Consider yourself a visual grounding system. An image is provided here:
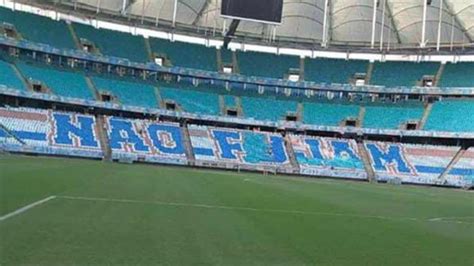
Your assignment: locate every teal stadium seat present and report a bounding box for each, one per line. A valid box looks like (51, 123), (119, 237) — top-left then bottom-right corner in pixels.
(0, 59), (27, 91)
(364, 104), (424, 129)
(223, 95), (237, 108)
(242, 97), (297, 121)
(92, 77), (158, 108)
(220, 49), (233, 65)
(237, 51), (299, 79)
(371, 61), (439, 87)
(303, 102), (359, 126)
(438, 63), (474, 87)
(305, 58), (368, 84)
(0, 7), (76, 49)
(150, 38), (217, 71)
(425, 100), (474, 132)
(16, 62), (94, 100)
(159, 87), (220, 115)
(73, 23), (148, 63)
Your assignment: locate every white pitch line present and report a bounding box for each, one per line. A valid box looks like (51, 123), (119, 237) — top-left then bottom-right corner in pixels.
(57, 195), (474, 225)
(0, 195), (56, 222)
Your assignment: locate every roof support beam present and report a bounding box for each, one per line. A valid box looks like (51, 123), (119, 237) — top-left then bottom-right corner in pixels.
(421, 0), (428, 47)
(172, 0), (178, 28)
(379, 0), (386, 50)
(436, 0), (443, 51)
(95, 0), (101, 14)
(371, 0), (377, 48)
(322, 0), (329, 47)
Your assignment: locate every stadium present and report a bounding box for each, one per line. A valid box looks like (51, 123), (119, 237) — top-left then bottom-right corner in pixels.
(0, 0), (473, 265)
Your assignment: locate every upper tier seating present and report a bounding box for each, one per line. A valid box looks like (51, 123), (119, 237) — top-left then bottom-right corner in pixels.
(242, 96), (297, 121)
(438, 62), (474, 87)
(425, 99), (474, 132)
(0, 7), (76, 50)
(73, 23), (148, 63)
(0, 59), (27, 91)
(237, 51), (299, 79)
(16, 62), (94, 100)
(159, 87), (220, 115)
(150, 38), (217, 71)
(304, 58), (368, 84)
(92, 77), (158, 108)
(303, 102), (359, 126)
(364, 104), (424, 129)
(371, 61), (439, 87)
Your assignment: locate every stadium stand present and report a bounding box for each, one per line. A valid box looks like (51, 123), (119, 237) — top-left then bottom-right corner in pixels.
(371, 61), (439, 87)
(0, 106), (472, 187)
(237, 51), (299, 79)
(446, 148), (474, 187)
(290, 135), (367, 179)
(73, 23), (149, 63)
(363, 104), (424, 129)
(424, 99), (474, 132)
(16, 61), (95, 100)
(302, 101), (359, 126)
(223, 95), (238, 108)
(241, 96), (297, 121)
(0, 107), (103, 158)
(0, 7), (76, 50)
(149, 38), (217, 71)
(364, 141), (468, 186)
(159, 87), (220, 115)
(92, 76), (158, 108)
(105, 116), (187, 165)
(188, 124), (290, 167)
(438, 62), (474, 87)
(0, 59), (27, 91)
(304, 58), (368, 84)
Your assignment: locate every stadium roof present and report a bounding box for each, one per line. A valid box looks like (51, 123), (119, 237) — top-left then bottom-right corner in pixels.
(34, 0), (474, 49)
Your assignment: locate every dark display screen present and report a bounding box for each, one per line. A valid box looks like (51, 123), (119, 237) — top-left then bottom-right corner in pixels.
(221, 0), (283, 24)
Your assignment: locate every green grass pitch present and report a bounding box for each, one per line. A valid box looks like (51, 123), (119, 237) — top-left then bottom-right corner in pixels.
(1, 154), (473, 265)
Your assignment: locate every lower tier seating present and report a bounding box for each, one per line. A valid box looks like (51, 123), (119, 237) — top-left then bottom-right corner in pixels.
(159, 87), (220, 115)
(0, 107), (103, 158)
(1, 107), (472, 187)
(241, 96), (297, 121)
(92, 76), (158, 108)
(365, 142), (465, 186)
(290, 135), (367, 179)
(16, 62), (94, 100)
(303, 102), (359, 126)
(188, 124), (290, 167)
(0, 60), (27, 91)
(364, 104), (424, 129)
(425, 100), (474, 132)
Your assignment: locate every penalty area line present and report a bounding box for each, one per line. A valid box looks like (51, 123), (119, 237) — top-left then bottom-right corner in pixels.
(0, 195), (56, 222)
(57, 195), (473, 225)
